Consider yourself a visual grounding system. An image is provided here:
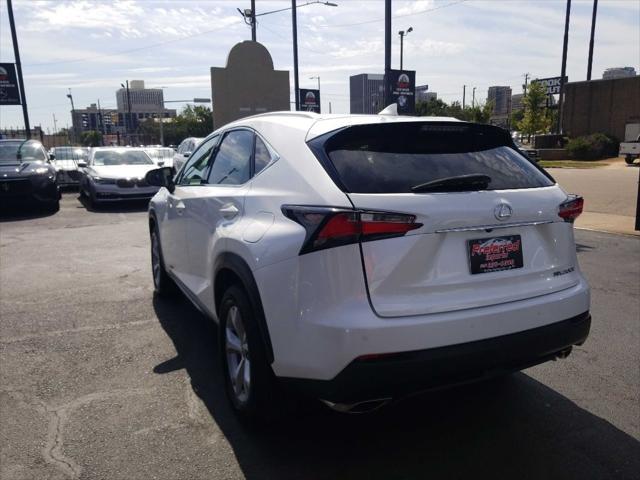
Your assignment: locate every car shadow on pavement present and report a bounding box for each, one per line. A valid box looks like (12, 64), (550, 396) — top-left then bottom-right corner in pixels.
(76, 194), (149, 213)
(0, 204), (58, 222)
(152, 294), (640, 480)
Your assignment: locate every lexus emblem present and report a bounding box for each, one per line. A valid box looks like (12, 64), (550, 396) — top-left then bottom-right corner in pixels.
(494, 203), (513, 221)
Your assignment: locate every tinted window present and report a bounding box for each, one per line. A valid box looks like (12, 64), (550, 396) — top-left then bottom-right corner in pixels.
(179, 136), (219, 185)
(318, 123), (553, 193)
(207, 130), (253, 185)
(254, 135), (277, 175)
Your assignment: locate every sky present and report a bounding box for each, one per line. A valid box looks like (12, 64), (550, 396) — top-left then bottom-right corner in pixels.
(0, 0), (638, 132)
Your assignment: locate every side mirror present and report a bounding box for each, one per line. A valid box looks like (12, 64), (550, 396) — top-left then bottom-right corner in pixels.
(183, 152), (191, 158)
(77, 160), (88, 168)
(145, 167), (176, 193)
(157, 160), (165, 166)
(49, 153), (55, 160)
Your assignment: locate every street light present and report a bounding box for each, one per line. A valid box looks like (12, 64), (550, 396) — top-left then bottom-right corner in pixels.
(237, 1), (338, 111)
(398, 27), (412, 71)
(66, 88), (75, 144)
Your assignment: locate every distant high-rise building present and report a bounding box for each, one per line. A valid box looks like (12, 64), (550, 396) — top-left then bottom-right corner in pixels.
(511, 93), (524, 112)
(116, 80), (165, 113)
(350, 74), (385, 114)
(416, 85), (436, 103)
(602, 67), (636, 80)
(487, 86), (512, 128)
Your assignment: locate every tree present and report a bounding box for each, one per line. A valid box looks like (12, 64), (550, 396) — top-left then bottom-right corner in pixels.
(517, 81), (551, 137)
(140, 105), (214, 146)
(416, 98), (449, 117)
(80, 130), (102, 147)
(416, 98), (492, 124)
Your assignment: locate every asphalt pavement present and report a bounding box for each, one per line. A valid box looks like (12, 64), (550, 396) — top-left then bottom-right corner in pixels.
(0, 193), (639, 480)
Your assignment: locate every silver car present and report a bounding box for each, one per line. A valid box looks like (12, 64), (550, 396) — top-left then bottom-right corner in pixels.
(173, 137), (204, 173)
(78, 147), (160, 206)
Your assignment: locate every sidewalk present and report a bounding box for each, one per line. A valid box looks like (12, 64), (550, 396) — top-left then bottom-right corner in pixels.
(548, 161), (639, 236)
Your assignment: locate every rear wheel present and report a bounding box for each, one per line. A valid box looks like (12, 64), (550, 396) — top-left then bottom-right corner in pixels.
(220, 285), (281, 424)
(150, 227), (177, 296)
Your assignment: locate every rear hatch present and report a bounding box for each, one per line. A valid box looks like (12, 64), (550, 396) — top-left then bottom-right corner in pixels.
(309, 121), (581, 317)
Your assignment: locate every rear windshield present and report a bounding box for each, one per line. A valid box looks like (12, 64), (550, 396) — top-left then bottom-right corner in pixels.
(315, 123), (553, 193)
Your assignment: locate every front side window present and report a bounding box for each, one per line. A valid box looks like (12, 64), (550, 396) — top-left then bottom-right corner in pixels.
(207, 130), (253, 185)
(179, 135), (219, 185)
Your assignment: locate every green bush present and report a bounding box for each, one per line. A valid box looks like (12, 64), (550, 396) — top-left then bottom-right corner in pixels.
(566, 133), (619, 160)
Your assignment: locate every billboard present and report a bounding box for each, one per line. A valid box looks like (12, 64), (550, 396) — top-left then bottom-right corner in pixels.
(533, 76), (568, 96)
(299, 88), (320, 113)
(0, 63), (21, 106)
(386, 69), (416, 115)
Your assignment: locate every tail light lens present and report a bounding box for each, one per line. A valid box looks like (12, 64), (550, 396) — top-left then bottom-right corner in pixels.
(558, 195), (584, 223)
(282, 205), (422, 254)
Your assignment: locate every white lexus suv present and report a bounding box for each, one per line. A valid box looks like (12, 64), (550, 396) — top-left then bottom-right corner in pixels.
(146, 111), (590, 421)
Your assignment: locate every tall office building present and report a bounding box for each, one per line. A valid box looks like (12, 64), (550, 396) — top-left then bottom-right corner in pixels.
(350, 74), (385, 114)
(487, 86), (512, 128)
(602, 67), (637, 80)
(116, 80), (165, 113)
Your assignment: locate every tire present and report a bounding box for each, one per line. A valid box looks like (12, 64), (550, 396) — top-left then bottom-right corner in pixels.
(219, 285), (281, 425)
(44, 199), (60, 213)
(625, 155), (636, 165)
(150, 226), (177, 296)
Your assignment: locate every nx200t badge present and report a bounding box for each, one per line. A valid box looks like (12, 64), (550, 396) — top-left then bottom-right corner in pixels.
(494, 203), (513, 221)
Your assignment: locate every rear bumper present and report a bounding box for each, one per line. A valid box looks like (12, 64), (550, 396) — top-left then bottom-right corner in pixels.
(281, 311), (591, 403)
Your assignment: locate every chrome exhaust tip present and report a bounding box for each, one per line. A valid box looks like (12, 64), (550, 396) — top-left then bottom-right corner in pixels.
(320, 397), (392, 414)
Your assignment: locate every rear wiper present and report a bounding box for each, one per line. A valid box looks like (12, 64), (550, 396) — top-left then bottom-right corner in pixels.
(411, 174), (491, 193)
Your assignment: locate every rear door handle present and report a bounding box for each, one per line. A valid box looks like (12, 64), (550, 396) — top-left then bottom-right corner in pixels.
(220, 203), (239, 219)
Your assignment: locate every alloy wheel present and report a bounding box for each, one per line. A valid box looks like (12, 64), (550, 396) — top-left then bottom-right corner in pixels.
(225, 305), (251, 404)
(151, 232), (161, 288)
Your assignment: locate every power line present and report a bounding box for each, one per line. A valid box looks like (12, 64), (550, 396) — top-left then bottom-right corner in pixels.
(309, 0), (468, 29)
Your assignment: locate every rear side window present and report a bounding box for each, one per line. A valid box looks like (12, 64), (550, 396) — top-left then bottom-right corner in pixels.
(313, 123), (553, 193)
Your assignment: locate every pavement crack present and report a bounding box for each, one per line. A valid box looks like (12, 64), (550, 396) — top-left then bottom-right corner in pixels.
(2, 388), (154, 479)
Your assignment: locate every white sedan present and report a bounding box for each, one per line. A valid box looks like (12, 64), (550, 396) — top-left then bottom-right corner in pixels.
(78, 147), (160, 206)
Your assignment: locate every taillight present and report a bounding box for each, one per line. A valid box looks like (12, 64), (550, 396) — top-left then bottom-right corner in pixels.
(282, 205), (422, 254)
(558, 195), (584, 223)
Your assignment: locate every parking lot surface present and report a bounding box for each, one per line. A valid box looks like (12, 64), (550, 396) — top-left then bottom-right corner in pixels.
(1, 193), (639, 480)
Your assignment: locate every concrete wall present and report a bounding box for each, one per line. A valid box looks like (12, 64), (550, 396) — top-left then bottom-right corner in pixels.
(211, 41), (290, 129)
(562, 76), (640, 141)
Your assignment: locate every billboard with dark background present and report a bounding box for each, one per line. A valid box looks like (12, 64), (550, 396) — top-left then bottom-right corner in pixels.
(386, 69), (415, 115)
(0, 63), (21, 106)
(299, 88), (320, 113)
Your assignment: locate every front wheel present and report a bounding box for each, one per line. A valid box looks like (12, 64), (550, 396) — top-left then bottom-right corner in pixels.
(219, 285), (281, 425)
(625, 155), (636, 165)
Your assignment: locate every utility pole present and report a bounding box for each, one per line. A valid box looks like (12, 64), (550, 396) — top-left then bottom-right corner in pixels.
(398, 28), (412, 71)
(329, 101), (332, 114)
(523, 72), (530, 95)
(97, 99), (104, 145)
(250, 0), (256, 41)
(66, 89), (76, 144)
(52, 113), (57, 135)
(472, 87), (476, 108)
(292, 0), (300, 110)
(558, 0), (571, 134)
(7, 0), (31, 139)
(384, 0), (391, 107)
(587, 0), (598, 81)
(462, 85), (466, 109)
